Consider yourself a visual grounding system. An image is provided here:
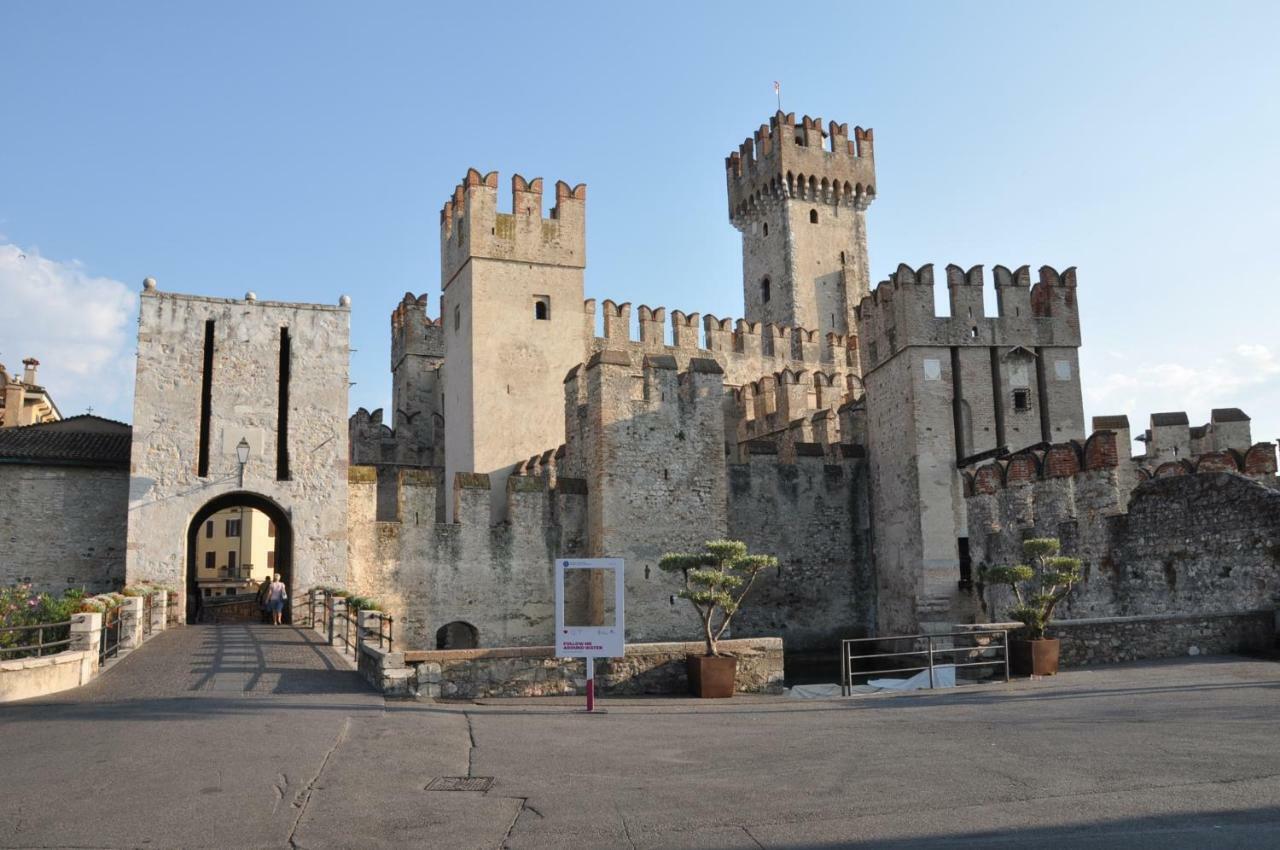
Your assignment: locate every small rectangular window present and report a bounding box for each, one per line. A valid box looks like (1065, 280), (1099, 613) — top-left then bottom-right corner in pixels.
(267, 520), (276, 538)
(205, 521), (214, 539)
(204, 551), (215, 570)
(228, 551), (237, 571)
(267, 551), (276, 570)
(225, 519), (241, 537)
(533, 295), (551, 321)
(1012, 388), (1030, 411)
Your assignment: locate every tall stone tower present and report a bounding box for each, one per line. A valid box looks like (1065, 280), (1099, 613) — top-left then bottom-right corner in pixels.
(726, 112), (876, 337)
(439, 169), (587, 518)
(389, 293), (444, 467)
(856, 263), (1084, 634)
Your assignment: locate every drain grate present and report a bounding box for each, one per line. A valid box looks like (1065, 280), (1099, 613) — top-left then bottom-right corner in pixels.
(426, 776), (493, 792)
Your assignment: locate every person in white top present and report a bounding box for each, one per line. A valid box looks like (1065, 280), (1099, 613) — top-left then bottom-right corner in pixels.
(267, 574), (288, 625)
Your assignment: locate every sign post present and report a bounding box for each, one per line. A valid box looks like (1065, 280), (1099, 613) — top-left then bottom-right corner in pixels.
(554, 558), (625, 713)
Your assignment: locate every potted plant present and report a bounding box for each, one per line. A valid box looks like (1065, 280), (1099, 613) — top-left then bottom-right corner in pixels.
(658, 539), (777, 698)
(980, 537), (1081, 676)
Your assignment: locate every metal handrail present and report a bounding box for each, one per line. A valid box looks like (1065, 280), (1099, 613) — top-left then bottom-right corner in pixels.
(100, 606), (122, 664)
(840, 629), (1010, 696)
(0, 620), (73, 658)
(360, 611), (394, 652)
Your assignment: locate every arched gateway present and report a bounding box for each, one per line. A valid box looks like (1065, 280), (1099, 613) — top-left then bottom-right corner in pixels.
(124, 284), (351, 620)
(186, 492), (293, 623)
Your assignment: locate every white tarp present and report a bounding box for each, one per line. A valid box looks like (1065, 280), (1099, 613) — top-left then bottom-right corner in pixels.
(784, 665), (957, 699)
(868, 664), (955, 691)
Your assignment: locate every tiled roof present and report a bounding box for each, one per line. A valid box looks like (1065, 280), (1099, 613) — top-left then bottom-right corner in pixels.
(0, 416), (131, 468)
(1211, 408), (1250, 423)
(1150, 412), (1190, 426)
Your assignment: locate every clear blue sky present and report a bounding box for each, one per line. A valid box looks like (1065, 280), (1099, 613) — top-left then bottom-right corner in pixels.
(2, 1), (1277, 448)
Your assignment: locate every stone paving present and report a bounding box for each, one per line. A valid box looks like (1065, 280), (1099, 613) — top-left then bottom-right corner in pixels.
(2, 628), (1280, 848)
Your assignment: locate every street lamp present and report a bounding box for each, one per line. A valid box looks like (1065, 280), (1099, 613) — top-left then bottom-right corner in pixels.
(236, 437), (250, 487)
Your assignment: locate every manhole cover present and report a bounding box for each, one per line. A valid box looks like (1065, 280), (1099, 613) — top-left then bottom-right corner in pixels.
(426, 776), (493, 792)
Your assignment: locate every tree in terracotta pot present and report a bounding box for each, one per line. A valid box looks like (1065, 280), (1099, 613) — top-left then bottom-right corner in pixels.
(658, 539), (777, 698)
(980, 537), (1081, 676)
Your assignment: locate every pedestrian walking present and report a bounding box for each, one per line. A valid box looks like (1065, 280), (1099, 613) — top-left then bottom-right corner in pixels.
(268, 574), (288, 625)
(256, 575), (272, 623)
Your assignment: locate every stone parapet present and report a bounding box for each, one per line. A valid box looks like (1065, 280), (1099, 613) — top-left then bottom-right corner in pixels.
(1052, 610), (1273, 668)
(394, 637), (785, 699)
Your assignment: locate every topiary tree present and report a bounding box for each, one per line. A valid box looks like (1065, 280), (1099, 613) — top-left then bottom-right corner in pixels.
(658, 539), (777, 657)
(980, 537), (1082, 640)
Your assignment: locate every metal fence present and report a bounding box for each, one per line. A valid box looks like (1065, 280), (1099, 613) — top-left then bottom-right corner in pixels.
(0, 620), (73, 660)
(840, 629), (1010, 696)
(333, 602), (356, 655)
(100, 605), (122, 665)
(361, 611), (394, 652)
(290, 593), (314, 628)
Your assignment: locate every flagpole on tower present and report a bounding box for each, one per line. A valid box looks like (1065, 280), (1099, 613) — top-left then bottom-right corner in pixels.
(774, 80), (781, 111)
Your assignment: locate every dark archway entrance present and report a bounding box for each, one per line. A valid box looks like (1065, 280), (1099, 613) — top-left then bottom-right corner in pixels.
(186, 492), (293, 624)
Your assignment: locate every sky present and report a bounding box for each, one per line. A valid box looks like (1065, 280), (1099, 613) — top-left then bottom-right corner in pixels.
(1, 1), (1277, 450)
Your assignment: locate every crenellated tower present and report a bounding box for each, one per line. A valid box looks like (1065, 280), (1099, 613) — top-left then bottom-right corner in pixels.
(726, 112), (876, 338)
(439, 169), (587, 519)
(855, 263), (1084, 635)
(389, 292), (445, 466)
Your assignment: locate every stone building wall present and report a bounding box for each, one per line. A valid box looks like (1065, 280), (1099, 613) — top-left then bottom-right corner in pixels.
(0, 465), (127, 595)
(126, 285), (351, 610)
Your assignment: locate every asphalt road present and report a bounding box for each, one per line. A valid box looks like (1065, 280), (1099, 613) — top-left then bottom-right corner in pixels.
(2, 625), (1279, 849)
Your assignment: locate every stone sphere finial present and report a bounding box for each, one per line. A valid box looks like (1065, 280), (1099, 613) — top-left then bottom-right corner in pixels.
(142, 277), (157, 291)
(339, 294), (351, 307)
(245, 291), (257, 303)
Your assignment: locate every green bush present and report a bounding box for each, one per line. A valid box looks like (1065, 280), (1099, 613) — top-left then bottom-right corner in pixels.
(658, 539), (778, 657)
(0, 585), (89, 658)
(979, 538), (1082, 640)
(346, 595), (383, 613)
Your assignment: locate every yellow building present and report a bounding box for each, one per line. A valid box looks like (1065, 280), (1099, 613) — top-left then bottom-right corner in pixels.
(1, 359), (60, 427)
(193, 506), (277, 598)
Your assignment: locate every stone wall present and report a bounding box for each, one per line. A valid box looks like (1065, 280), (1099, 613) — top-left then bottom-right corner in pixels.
(968, 443), (1280, 624)
(1053, 610), (1273, 667)
(728, 449), (872, 649)
(346, 466), (587, 652)
(0, 465), (127, 594)
(393, 637), (784, 699)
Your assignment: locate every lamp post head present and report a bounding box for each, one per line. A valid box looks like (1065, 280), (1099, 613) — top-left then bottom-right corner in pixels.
(236, 437), (251, 466)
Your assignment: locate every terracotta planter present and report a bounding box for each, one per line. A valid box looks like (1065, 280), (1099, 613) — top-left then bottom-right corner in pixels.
(1010, 638), (1060, 676)
(687, 654), (737, 698)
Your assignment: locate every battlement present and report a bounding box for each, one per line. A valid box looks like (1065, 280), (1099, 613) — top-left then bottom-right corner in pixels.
(583, 297), (858, 385)
(855, 263), (1081, 372)
(390, 291), (444, 368)
(965, 428), (1277, 499)
(726, 111), (876, 227)
(440, 168), (586, 287)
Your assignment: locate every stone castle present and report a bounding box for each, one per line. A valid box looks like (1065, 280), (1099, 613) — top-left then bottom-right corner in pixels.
(3, 110), (1276, 662)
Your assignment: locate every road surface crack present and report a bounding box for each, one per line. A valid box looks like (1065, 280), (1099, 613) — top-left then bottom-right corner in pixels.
(287, 717), (351, 849)
(465, 710), (478, 777)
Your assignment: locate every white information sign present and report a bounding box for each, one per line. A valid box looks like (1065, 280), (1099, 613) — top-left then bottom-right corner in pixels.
(554, 557), (625, 659)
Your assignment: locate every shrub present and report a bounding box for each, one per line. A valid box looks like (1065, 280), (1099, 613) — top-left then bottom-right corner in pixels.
(658, 539), (778, 657)
(979, 538), (1082, 640)
(346, 595), (383, 613)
